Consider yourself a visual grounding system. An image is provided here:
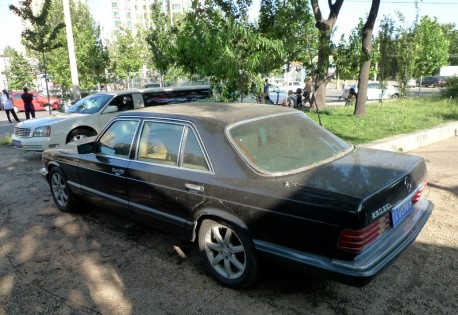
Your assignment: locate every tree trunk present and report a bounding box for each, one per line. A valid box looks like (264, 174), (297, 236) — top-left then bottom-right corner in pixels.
(310, 0), (344, 108)
(354, 0), (381, 116)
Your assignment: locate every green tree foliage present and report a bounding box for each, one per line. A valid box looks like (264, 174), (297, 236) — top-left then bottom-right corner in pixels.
(334, 19), (364, 81)
(42, 0), (109, 90)
(9, 0), (65, 103)
(413, 16), (449, 77)
(258, 0), (316, 74)
(145, 2), (183, 86)
(175, 0), (283, 101)
(9, 0), (65, 53)
(376, 16), (397, 81)
(3, 46), (35, 90)
(108, 28), (144, 84)
(376, 11), (419, 98)
(442, 76), (458, 98)
(440, 23), (458, 66)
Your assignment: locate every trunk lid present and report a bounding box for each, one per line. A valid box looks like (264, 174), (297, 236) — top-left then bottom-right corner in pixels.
(281, 147), (427, 227)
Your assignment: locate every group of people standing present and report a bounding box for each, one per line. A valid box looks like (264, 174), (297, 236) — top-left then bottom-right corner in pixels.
(281, 77), (314, 109)
(0, 87), (36, 123)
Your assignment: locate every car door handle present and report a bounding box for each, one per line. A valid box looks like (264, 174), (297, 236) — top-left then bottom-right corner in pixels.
(185, 183), (204, 192)
(112, 168), (125, 176)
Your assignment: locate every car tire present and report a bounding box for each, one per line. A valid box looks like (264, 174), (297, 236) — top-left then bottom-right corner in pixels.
(392, 93), (399, 99)
(66, 129), (95, 143)
(49, 167), (78, 212)
(198, 218), (258, 289)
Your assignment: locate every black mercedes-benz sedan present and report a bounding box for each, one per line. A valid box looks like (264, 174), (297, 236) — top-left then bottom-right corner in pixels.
(40, 103), (433, 289)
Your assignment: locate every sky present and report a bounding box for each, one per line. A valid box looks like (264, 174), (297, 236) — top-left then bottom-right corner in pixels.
(1, 0), (457, 54)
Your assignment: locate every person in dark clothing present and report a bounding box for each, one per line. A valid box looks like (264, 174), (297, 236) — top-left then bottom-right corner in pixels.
(263, 79), (270, 104)
(295, 88), (303, 108)
(21, 87), (35, 119)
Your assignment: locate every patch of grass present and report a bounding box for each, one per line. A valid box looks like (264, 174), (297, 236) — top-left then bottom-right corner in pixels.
(0, 135), (12, 146)
(306, 97), (458, 145)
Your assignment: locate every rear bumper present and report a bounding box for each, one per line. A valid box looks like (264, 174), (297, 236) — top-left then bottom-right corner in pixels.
(254, 199), (434, 286)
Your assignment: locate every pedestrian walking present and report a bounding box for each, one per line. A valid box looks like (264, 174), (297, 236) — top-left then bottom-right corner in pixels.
(1, 89), (20, 123)
(21, 87), (35, 119)
(303, 77), (314, 108)
(263, 79), (270, 104)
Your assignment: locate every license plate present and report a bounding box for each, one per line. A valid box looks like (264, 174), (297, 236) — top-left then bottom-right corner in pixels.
(12, 140), (22, 148)
(391, 200), (413, 227)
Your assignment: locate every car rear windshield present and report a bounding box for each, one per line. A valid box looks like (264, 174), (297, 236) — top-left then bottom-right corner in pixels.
(227, 112), (353, 175)
(65, 94), (113, 114)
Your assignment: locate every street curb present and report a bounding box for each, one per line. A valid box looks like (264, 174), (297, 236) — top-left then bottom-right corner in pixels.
(359, 121), (458, 152)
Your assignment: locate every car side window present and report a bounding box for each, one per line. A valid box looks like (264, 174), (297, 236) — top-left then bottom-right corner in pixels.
(137, 121), (184, 165)
(182, 128), (210, 171)
(110, 94), (134, 112)
(99, 120), (139, 157)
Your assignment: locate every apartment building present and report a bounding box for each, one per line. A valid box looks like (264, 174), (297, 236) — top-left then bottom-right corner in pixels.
(98, 0), (192, 40)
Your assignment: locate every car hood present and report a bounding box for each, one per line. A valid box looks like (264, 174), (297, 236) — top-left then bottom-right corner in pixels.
(15, 113), (86, 128)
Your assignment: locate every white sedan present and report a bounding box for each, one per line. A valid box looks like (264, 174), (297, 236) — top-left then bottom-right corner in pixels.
(11, 85), (213, 151)
(341, 82), (400, 100)
(12, 91), (145, 151)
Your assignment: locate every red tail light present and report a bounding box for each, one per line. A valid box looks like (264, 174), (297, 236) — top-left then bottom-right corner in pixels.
(412, 179), (427, 203)
(338, 215), (390, 254)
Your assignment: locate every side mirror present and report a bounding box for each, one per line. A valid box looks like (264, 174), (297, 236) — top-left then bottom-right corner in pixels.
(104, 105), (118, 114)
(77, 141), (99, 154)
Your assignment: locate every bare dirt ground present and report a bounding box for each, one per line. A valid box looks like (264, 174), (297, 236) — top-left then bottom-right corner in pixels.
(0, 136), (457, 315)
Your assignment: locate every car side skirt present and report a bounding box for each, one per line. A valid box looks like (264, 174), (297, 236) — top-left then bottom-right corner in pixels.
(253, 199), (433, 286)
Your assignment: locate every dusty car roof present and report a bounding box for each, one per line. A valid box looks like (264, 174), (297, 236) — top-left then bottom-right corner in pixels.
(117, 102), (298, 125)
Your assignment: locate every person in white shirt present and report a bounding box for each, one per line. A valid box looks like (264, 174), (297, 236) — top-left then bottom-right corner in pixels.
(1, 89), (20, 123)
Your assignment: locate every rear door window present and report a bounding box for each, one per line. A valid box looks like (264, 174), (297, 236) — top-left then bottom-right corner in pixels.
(137, 120), (211, 172)
(137, 121), (184, 165)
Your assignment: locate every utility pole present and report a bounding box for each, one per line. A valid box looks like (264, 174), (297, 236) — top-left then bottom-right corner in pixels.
(63, 0), (81, 101)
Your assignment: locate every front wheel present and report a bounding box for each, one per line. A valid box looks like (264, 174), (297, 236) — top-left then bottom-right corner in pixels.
(198, 219), (258, 289)
(66, 129), (95, 143)
(49, 167), (78, 212)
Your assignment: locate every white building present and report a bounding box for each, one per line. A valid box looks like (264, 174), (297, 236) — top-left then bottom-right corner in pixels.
(96, 0), (192, 42)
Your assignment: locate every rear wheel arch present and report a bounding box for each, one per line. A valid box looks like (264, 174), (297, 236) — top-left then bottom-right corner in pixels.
(189, 208), (251, 242)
